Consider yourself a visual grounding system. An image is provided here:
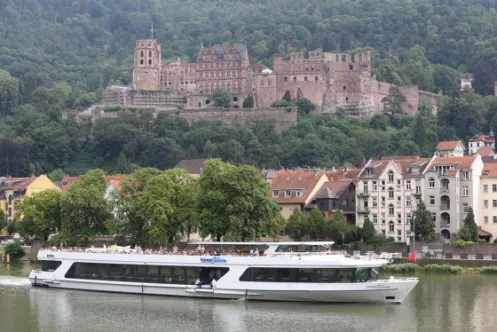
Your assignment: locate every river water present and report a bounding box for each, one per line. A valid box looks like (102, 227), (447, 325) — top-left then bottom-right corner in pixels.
(1, 262), (496, 332)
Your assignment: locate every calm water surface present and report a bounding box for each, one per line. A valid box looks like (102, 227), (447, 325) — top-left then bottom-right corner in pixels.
(1, 262), (497, 332)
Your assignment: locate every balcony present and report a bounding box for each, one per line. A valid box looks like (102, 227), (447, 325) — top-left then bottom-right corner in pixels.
(357, 191), (370, 197)
(440, 204), (450, 211)
(413, 188), (422, 196)
(357, 207), (370, 214)
(439, 222), (450, 229)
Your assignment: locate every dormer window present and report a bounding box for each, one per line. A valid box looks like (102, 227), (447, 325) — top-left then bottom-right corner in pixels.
(272, 190), (279, 198)
(296, 191), (303, 197)
(285, 190), (291, 198)
(365, 168), (372, 176)
(411, 166), (419, 175)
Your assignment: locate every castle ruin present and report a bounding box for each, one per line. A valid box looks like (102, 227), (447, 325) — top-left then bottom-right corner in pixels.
(103, 39), (440, 116)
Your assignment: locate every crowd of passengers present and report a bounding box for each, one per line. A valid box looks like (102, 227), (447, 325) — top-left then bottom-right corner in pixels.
(41, 244), (268, 256)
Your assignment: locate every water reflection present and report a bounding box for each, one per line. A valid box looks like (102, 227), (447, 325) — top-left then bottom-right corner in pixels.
(1, 273), (497, 332)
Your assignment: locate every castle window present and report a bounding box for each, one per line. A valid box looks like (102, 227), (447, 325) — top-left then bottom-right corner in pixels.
(304, 76), (308, 81)
(233, 97), (238, 102)
(342, 55), (346, 62)
(148, 59), (152, 65)
(284, 77), (288, 82)
(149, 51), (152, 57)
(198, 102), (202, 107)
(315, 76), (319, 81)
(293, 77), (297, 82)
(206, 100), (211, 105)
(346, 97), (349, 102)
(140, 51), (144, 57)
(343, 86), (346, 91)
(140, 59), (144, 65)
(351, 55), (355, 62)
(349, 65), (353, 70)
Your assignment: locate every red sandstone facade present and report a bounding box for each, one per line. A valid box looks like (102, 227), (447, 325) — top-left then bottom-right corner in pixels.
(125, 39), (440, 116)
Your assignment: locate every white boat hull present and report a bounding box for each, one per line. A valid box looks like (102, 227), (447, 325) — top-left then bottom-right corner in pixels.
(29, 274), (417, 304)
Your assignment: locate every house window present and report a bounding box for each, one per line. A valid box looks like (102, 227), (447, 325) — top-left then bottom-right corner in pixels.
(372, 214), (377, 223)
(493, 184), (497, 192)
(406, 181), (411, 190)
(462, 171), (469, 180)
(388, 171), (394, 182)
(463, 186), (469, 196)
(388, 187), (394, 199)
(493, 200), (497, 208)
(272, 190), (279, 198)
(494, 216), (497, 224)
(406, 197), (411, 207)
(381, 197), (386, 207)
(382, 230), (386, 235)
(484, 200), (489, 208)
(428, 178), (435, 188)
(463, 203), (469, 213)
(432, 213), (436, 222)
(397, 230), (401, 236)
(388, 204), (394, 216)
(429, 196), (435, 205)
(285, 190), (291, 198)
(372, 197), (377, 207)
(388, 221), (394, 233)
(372, 181), (377, 191)
(397, 213), (402, 224)
(484, 216), (488, 224)
(484, 184), (488, 192)
(342, 199), (348, 206)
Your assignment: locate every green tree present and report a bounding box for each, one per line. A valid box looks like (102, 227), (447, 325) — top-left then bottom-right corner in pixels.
(197, 159), (279, 241)
(282, 90), (292, 103)
(382, 86), (406, 115)
(0, 69), (19, 116)
(296, 98), (316, 117)
(73, 92), (97, 109)
(17, 189), (63, 241)
(412, 112), (428, 154)
(60, 169), (112, 245)
(285, 208), (307, 241)
(329, 211), (350, 244)
(48, 169), (65, 182)
(3, 243), (25, 261)
(115, 151), (133, 174)
(432, 64), (460, 96)
(212, 88), (231, 108)
(361, 216), (376, 241)
(242, 95), (255, 108)
(308, 208), (326, 240)
(458, 207), (478, 242)
(412, 200), (435, 241)
(0, 211), (7, 232)
(268, 214), (286, 240)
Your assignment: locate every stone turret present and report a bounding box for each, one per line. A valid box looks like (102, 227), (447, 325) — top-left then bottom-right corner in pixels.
(132, 39), (161, 90)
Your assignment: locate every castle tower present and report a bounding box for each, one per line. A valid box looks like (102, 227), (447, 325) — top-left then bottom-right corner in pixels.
(132, 39), (161, 90)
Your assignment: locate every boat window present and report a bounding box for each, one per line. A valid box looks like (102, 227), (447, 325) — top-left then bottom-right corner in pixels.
(240, 267), (369, 283)
(41, 260), (62, 272)
(65, 263), (228, 285)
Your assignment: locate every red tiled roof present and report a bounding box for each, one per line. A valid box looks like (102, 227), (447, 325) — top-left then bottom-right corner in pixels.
(481, 163), (497, 177)
(270, 173), (327, 204)
(430, 156), (474, 176)
(476, 146), (494, 156)
(436, 141), (462, 151)
(0, 177), (37, 191)
(469, 135), (494, 143)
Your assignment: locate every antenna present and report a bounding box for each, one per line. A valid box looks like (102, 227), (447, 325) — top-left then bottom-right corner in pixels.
(151, 22), (154, 39)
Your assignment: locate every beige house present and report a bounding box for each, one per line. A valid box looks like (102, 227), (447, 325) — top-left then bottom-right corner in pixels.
(269, 172), (328, 218)
(435, 141), (465, 157)
(479, 161), (497, 241)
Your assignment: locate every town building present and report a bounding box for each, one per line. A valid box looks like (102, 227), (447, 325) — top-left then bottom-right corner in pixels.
(422, 155), (483, 241)
(269, 172), (328, 219)
(478, 161), (497, 242)
(460, 73), (474, 91)
(308, 181), (356, 224)
(0, 175), (60, 222)
(435, 140), (465, 157)
(355, 156), (431, 242)
(468, 132), (495, 155)
(103, 39), (441, 117)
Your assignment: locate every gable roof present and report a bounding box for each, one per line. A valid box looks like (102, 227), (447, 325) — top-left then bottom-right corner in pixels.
(477, 146), (494, 156)
(314, 181), (352, 199)
(469, 135), (494, 143)
(481, 162), (497, 177)
(436, 141), (463, 151)
(175, 159), (207, 175)
(270, 172), (327, 204)
(0, 177), (37, 192)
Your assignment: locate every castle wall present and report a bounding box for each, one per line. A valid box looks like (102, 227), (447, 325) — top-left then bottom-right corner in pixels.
(161, 61), (196, 93)
(371, 80), (420, 116)
(255, 74), (278, 107)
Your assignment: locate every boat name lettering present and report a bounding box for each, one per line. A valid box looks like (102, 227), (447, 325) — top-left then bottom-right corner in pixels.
(366, 284), (391, 289)
(200, 257), (227, 263)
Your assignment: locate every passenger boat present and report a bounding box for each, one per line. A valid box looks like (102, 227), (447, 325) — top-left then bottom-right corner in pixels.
(29, 241), (418, 304)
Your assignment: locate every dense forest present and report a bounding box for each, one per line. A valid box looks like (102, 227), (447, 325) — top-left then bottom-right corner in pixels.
(3, 0), (497, 176)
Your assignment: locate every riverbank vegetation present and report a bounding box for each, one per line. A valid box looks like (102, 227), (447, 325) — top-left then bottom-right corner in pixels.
(382, 263), (497, 274)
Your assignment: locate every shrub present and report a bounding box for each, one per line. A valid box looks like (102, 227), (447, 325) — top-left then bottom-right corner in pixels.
(382, 263), (420, 273)
(450, 239), (475, 248)
(3, 243), (25, 261)
(424, 264), (462, 273)
(480, 266), (497, 274)
(103, 106), (121, 112)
